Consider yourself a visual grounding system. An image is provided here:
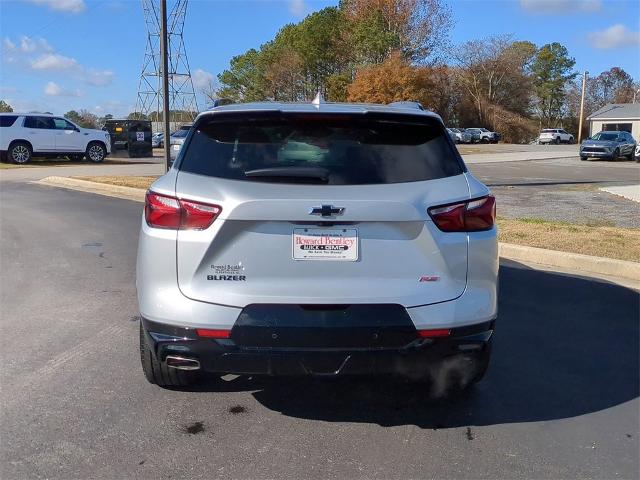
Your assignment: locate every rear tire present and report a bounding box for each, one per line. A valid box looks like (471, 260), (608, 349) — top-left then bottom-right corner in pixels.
(580, 156), (588, 161)
(554, 136), (560, 145)
(9, 142), (32, 164)
(139, 323), (200, 387)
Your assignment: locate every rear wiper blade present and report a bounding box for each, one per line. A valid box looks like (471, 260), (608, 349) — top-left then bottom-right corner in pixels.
(244, 167), (329, 184)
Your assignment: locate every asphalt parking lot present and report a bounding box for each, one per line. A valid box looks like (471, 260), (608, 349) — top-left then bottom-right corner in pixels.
(1, 182), (638, 479)
(469, 157), (640, 227)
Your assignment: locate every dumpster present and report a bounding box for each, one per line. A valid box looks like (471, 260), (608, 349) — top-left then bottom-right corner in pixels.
(103, 119), (153, 158)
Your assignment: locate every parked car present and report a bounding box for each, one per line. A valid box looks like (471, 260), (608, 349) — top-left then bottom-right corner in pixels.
(635, 144), (640, 162)
(538, 128), (574, 144)
(466, 128), (500, 144)
(152, 132), (164, 148)
(464, 128), (481, 143)
(169, 124), (192, 160)
(580, 131), (636, 161)
(0, 113), (111, 163)
(446, 128), (458, 143)
(449, 128), (472, 144)
(137, 99), (498, 389)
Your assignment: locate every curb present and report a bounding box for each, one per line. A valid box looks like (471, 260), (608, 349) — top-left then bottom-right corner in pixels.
(34, 176), (146, 202)
(499, 243), (640, 281)
(35, 176), (640, 281)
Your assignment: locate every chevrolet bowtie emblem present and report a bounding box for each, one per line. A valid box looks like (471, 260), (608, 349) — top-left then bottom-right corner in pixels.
(309, 205), (345, 217)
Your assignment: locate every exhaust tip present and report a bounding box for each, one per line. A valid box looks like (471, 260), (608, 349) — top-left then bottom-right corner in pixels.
(165, 355), (201, 371)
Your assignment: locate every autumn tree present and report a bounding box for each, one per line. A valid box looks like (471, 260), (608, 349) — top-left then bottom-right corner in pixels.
(341, 0), (453, 63)
(347, 52), (432, 104)
(452, 36), (536, 126)
(0, 100), (13, 113)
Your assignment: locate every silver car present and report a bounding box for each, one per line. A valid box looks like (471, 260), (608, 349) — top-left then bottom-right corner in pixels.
(169, 124), (192, 160)
(137, 100), (498, 389)
(580, 131), (636, 161)
(449, 128), (471, 144)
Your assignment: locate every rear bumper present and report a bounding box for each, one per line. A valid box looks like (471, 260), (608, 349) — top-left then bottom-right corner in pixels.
(142, 317), (494, 377)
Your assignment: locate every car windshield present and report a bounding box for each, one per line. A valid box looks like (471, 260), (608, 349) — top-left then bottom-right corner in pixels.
(179, 113), (463, 185)
(591, 132), (619, 141)
(171, 129), (189, 138)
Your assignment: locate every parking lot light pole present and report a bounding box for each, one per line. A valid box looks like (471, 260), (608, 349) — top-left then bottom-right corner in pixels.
(160, 0), (171, 173)
(577, 71), (588, 145)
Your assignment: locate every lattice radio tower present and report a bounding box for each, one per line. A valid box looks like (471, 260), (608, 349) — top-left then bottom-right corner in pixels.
(135, 0), (198, 123)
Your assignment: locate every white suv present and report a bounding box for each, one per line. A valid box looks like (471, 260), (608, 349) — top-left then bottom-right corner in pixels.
(0, 113), (111, 164)
(137, 100), (498, 391)
(538, 128), (574, 144)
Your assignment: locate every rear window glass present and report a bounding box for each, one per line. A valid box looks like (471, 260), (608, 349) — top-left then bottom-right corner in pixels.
(0, 115), (19, 127)
(179, 113), (462, 185)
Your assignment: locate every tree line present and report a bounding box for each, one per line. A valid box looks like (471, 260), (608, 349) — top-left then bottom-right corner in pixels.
(205, 0), (638, 143)
(1, 0), (636, 142)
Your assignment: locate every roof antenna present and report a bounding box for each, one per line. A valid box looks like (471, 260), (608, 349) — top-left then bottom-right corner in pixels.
(312, 91), (324, 109)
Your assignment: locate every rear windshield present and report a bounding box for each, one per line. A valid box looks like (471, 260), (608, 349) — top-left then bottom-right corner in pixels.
(0, 115), (19, 127)
(178, 113), (462, 185)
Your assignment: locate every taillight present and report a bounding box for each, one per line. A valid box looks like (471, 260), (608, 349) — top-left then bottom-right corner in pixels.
(145, 191), (221, 230)
(196, 328), (231, 339)
(428, 195), (495, 232)
(417, 328), (451, 338)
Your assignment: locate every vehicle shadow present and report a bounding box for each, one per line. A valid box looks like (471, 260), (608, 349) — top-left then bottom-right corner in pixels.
(192, 263), (639, 428)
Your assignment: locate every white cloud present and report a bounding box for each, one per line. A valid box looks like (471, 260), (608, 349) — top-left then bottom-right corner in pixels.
(520, 0), (601, 13)
(3, 35), (52, 53)
(0, 86), (19, 95)
(28, 0), (86, 14)
(289, 0), (307, 17)
(3, 38), (16, 51)
(83, 69), (115, 86)
(3, 35), (115, 86)
(43, 81), (82, 97)
(192, 68), (214, 89)
(31, 53), (79, 71)
(588, 24), (640, 49)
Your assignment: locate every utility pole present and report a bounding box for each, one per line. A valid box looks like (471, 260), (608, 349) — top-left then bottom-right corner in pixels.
(160, 0), (171, 172)
(577, 71), (588, 144)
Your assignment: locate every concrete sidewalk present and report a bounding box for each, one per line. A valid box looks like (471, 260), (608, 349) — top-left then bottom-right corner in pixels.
(599, 184), (640, 203)
(0, 162), (164, 182)
(463, 150), (576, 164)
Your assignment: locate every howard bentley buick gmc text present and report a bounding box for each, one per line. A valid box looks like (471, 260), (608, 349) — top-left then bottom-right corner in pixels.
(136, 98), (498, 389)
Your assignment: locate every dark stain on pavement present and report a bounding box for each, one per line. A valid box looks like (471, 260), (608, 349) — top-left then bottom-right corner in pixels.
(229, 405), (247, 414)
(182, 421), (205, 435)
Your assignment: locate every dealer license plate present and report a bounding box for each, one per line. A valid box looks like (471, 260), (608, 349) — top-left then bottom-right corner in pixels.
(292, 228), (358, 261)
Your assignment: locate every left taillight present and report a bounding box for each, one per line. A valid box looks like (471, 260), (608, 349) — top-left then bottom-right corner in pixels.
(145, 191), (221, 230)
(428, 195), (496, 232)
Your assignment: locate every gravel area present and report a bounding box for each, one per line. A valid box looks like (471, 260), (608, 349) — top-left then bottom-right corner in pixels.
(492, 184), (640, 228)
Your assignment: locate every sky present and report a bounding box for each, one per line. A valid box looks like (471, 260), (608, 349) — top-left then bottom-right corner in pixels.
(0, 0), (639, 117)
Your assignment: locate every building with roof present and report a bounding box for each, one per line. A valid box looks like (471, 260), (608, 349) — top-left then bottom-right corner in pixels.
(587, 103), (640, 139)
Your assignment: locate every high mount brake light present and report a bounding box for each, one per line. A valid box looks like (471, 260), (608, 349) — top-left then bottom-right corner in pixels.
(428, 195), (496, 232)
(145, 191), (221, 230)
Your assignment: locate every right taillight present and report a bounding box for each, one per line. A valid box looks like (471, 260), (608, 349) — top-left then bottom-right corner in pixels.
(145, 191), (221, 230)
(428, 195), (495, 232)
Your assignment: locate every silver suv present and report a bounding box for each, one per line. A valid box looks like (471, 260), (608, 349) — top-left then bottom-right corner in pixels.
(137, 100), (498, 390)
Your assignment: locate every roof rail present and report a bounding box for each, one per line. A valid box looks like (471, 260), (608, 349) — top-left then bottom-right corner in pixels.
(387, 101), (424, 111)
